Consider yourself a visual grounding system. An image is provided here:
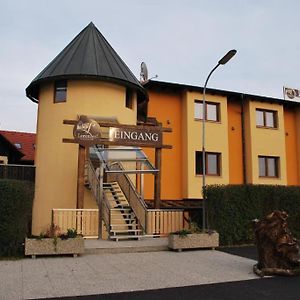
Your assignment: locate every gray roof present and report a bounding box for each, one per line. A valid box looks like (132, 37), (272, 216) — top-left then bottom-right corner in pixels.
(26, 22), (145, 102)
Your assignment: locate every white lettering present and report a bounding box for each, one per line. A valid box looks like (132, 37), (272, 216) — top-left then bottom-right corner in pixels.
(152, 133), (159, 142)
(124, 131), (131, 139)
(144, 133), (151, 140)
(109, 128), (160, 144)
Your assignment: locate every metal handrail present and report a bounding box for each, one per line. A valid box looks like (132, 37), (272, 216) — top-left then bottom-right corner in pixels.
(86, 159), (111, 234)
(109, 162), (147, 209)
(108, 162), (147, 231)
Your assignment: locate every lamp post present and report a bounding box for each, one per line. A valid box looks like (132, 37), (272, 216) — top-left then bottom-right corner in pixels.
(202, 49), (237, 230)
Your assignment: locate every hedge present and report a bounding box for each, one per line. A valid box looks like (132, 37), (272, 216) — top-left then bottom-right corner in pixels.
(205, 184), (300, 246)
(0, 179), (34, 257)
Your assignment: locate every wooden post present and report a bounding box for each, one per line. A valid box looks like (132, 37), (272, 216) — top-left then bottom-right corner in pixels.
(98, 163), (104, 239)
(77, 145), (85, 209)
(154, 147), (162, 209)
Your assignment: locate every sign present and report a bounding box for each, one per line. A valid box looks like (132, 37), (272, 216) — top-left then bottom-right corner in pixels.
(283, 86), (300, 100)
(73, 116), (101, 146)
(109, 127), (162, 147)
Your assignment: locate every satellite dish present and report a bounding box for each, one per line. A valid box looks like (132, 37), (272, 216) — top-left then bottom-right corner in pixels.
(140, 62), (148, 83)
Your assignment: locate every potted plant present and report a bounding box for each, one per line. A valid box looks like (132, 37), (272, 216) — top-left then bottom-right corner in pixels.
(25, 225), (84, 258)
(168, 223), (219, 251)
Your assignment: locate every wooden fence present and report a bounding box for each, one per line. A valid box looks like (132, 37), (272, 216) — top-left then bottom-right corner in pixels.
(146, 210), (186, 235)
(52, 209), (98, 238)
(0, 164), (35, 181)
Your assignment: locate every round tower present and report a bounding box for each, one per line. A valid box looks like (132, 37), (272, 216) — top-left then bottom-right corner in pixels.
(26, 22), (147, 235)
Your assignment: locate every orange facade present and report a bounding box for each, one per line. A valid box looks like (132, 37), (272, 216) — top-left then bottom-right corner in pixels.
(143, 90), (183, 201)
(284, 107), (299, 185)
(227, 100), (244, 184)
(143, 82), (300, 203)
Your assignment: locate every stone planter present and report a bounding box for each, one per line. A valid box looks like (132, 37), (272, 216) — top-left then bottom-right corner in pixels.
(168, 232), (219, 251)
(25, 236), (85, 258)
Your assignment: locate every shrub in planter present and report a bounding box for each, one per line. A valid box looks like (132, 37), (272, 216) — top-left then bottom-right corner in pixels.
(168, 223), (219, 251)
(25, 225), (84, 258)
(0, 179), (34, 257)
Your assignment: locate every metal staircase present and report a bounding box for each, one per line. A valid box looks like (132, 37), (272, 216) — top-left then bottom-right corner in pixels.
(86, 146), (164, 240)
(103, 182), (142, 241)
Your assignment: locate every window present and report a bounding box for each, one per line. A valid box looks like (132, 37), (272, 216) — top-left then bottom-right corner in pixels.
(54, 80), (67, 103)
(194, 100), (220, 122)
(258, 156), (279, 177)
(256, 109), (277, 128)
(125, 88), (133, 109)
(14, 143), (22, 149)
(195, 151), (221, 176)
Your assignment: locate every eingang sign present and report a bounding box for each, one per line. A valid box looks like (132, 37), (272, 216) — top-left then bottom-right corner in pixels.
(72, 116), (163, 148)
(109, 127), (162, 147)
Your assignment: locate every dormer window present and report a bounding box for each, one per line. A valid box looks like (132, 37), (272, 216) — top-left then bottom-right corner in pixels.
(54, 80), (67, 103)
(14, 143), (22, 149)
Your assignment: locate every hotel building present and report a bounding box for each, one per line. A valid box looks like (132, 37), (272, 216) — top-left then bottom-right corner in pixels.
(26, 23), (300, 239)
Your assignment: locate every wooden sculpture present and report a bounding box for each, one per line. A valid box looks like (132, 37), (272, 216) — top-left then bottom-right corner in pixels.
(252, 210), (300, 276)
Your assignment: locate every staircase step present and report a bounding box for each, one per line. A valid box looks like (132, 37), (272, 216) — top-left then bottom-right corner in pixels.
(111, 217), (136, 221)
(109, 235), (142, 241)
(111, 229), (142, 234)
(110, 224), (138, 228)
(110, 207), (132, 211)
(108, 198), (127, 202)
(110, 211), (134, 215)
(103, 189), (121, 192)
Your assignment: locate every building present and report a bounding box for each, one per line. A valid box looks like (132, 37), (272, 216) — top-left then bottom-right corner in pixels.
(0, 130), (35, 165)
(26, 22), (154, 237)
(145, 80), (300, 201)
(26, 22), (300, 239)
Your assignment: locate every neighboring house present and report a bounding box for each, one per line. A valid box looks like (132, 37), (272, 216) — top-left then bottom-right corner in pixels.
(0, 131), (36, 165)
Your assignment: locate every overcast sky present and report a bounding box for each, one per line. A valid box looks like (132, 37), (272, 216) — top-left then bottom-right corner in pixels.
(1, 0), (300, 133)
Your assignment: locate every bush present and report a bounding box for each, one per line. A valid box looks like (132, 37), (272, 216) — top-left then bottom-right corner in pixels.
(205, 184), (300, 246)
(0, 179), (34, 257)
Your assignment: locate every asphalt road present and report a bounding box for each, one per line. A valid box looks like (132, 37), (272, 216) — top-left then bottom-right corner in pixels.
(40, 246), (300, 300)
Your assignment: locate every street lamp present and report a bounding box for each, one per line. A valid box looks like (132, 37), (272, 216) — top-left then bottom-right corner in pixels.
(201, 49), (237, 230)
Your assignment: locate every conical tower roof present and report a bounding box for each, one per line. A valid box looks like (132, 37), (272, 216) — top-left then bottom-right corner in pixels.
(26, 22), (146, 102)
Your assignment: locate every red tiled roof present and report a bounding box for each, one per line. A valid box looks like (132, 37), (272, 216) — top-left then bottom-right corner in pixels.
(0, 130), (36, 162)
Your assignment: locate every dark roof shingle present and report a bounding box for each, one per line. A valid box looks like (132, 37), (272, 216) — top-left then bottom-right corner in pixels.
(26, 22), (145, 102)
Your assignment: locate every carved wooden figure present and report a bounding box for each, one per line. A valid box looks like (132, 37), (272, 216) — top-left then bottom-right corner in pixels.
(252, 210), (300, 276)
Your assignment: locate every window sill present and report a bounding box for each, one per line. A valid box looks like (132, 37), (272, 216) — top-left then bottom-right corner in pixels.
(194, 119), (221, 124)
(195, 174), (221, 177)
(256, 126), (278, 130)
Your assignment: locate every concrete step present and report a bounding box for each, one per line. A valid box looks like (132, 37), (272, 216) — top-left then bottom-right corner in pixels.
(84, 237), (169, 254)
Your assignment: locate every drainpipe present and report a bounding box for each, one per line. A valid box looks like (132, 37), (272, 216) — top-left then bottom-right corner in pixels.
(241, 94), (247, 184)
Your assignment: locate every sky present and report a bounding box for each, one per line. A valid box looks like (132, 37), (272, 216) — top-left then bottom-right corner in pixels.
(1, 0), (300, 133)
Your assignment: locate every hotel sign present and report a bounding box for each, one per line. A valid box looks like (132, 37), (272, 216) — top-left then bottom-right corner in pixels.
(109, 127), (162, 147)
(73, 116), (101, 146)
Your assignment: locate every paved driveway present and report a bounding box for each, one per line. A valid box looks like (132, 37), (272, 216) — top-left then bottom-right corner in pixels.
(0, 250), (257, 299)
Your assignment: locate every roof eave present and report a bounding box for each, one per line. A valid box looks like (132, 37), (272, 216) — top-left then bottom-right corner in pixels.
(26, 75), (147, 103)
(145, 80), (300, 106)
